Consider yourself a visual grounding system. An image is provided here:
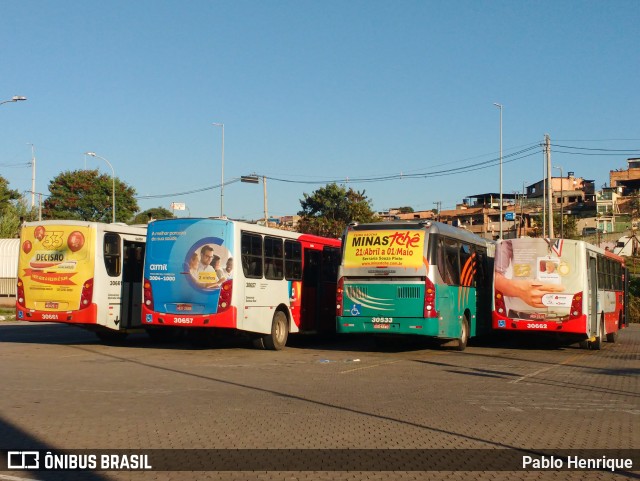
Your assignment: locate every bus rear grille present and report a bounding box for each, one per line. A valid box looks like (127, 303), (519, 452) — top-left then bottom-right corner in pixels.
(397, 286), (421, 299)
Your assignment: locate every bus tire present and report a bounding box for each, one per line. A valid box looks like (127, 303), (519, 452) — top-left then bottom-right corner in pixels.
(263, 310), (288, 351)
(590, 315), (604, 350)
(456, 316), (469, 351)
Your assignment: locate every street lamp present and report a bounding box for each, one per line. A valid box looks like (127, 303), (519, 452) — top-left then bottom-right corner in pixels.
(0, 96), (27, 106)
(212, 122), (224, 217)
(85, 152), (116, 223)
(494, 103), (503, 239)
(554, 165), (564, 238)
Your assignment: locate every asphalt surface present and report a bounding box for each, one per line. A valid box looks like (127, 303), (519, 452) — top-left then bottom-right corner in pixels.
(0, 321), (638, 481)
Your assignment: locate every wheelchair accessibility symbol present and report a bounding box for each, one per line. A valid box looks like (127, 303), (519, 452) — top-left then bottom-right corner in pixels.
(350, 304), (361, 316)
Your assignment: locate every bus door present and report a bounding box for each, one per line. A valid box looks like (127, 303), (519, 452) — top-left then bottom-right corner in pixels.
(474, 248), (491, 336)
(121, 240), (145, 328)
(103, 232), (125, 330)
(588, 255), (598, 336)
(318, 246), (340, 333)
(301, 249), (321, 331)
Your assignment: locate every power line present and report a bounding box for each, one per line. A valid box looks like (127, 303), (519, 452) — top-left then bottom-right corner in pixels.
(135, 178), (241, 200)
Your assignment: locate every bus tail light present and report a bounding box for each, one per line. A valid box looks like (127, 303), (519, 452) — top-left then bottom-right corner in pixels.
(218, 279), (233, 312)
(495, 290), (506, 316)
(336, 277), (344, 316)
(569, 291), (583, 319)
(80, 278), (94, 309)
(17, 278), (25, 307)
(424, 277), (437, 318)
(144, 278), (154, 310)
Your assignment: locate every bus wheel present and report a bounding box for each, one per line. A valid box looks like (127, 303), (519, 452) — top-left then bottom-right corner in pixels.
(606, 323), (618, 343)
(263, 310), (289, 351)
(590, 316), (604, 350)
(456, 316), (469, 351)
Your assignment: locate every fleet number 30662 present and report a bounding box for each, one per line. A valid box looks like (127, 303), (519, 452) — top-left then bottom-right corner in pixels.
(526, 323), (548, 329)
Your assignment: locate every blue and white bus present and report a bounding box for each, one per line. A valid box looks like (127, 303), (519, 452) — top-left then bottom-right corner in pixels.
(142, 218), (341, 349)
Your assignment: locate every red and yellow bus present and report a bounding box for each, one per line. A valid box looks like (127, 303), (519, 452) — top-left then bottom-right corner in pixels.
(142, 218), (341, 349)
(493, 238), (628, 349)
(16, 221), (147, 342)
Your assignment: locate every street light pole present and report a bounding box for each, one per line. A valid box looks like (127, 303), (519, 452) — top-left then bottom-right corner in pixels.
(85, 152), (116, 223)
(0, 95), (27, 106)
(212, 123), (225, 217)
(494, 103), (503, 239)
(554, 165), (564, 238)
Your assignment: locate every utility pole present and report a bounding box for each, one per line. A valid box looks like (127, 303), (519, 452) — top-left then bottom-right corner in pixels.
(520, 181), (526, 237)
(545, 134), (554, 238)
(263, 176), (268, 226)
(433, 201), (441, 222)
(28, 144), (36, 208)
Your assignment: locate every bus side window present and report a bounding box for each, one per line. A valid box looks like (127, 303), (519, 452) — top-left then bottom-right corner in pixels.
(436, 238), (452, 285)
(597, 256), (604, 288)
(443, 237), (460, 286)
(264, 236), (284, 280)
(460, 243), (473, 287)
(322, 246), (340, 282)
(104, 233), (121, 277)
(284, 240), (302, 280)
(241, 232), (263, 278)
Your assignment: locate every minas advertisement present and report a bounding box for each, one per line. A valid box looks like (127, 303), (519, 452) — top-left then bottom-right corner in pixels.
(344, 230), (425, 268)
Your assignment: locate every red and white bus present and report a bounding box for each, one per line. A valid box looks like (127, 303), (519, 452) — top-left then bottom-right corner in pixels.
(142, 218), (341, 349)
(493, 237), (628, 349)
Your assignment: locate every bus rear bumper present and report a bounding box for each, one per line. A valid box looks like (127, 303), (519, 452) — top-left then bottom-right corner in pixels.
(337, 316), (439, 336)
(492, 312), (587, 334)
(16, 303), (98, 324)
(141, 305), (237, 329)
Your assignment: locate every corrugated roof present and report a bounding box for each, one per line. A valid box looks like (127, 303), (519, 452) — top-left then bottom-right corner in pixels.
(0, 239), (20, 278)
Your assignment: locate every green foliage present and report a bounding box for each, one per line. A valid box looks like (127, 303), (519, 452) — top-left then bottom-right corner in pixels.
(397, 206), (414, 214)
(0, 196), (38, 238)
(555, 213), (578, 239)
(0, 175), (20, 213)
(628, 275), (640, 323)
(42, 169), (139, 223)
(297, 183), (378, 237)
(131, 207), (175, 225)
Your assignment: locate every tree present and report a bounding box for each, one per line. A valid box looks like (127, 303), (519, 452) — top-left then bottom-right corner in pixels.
(131, 207), (175, 225)
(0, 175), (20, 213)
(397, 206), (414, 214)
(42, 169), (139, 223)
(297, 183), (379, 237)
(0, 196), (38, 238)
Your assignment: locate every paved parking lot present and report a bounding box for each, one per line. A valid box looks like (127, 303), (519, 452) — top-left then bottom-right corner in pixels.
(0, 321), (638, 481)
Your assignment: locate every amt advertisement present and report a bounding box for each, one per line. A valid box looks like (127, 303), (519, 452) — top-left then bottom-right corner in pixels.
(145, 219), (233, 315)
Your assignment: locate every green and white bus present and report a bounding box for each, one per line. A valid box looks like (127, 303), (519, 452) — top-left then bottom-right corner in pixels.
(336, 221), (494, 350)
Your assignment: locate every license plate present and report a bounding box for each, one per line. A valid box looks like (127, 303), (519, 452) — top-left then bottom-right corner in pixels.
(373, 323), (390, 329)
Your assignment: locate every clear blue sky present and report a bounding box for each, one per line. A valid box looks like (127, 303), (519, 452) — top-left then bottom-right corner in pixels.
(2, 0), (639, 220)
